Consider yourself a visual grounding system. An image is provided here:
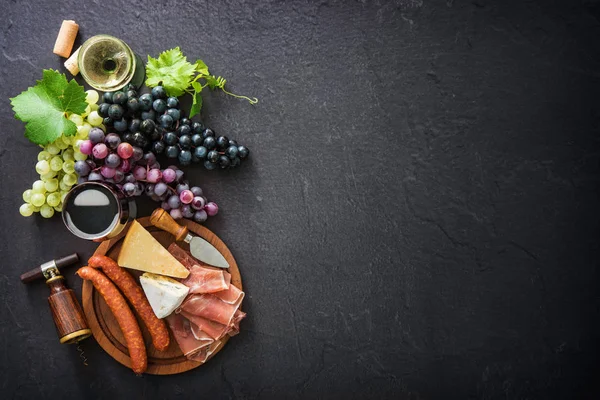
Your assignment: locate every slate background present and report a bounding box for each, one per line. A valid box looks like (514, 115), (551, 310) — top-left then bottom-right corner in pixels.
(1, 0), (599, 398)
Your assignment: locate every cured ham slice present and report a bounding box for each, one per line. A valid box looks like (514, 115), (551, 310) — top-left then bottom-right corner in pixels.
(181, 310), (230, 340)
(165, 313), (213, 358)
(228, 310), (246, 337)
(179, 293), (242, 327)
(188, 339), (222, 363)
(168, 243), (230, 294)
(213, 281), (244, 304)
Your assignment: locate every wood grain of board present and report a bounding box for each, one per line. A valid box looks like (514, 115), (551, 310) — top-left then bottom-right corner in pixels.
(82, 217), (242, 375)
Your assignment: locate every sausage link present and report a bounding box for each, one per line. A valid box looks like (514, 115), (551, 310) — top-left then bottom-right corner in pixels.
(88, 255), (170, 351)
(77, 267), (147, 374)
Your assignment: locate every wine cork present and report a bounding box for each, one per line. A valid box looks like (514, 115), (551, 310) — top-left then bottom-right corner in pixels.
(53, 20), (79, 58)
(64, 46), (81, 75)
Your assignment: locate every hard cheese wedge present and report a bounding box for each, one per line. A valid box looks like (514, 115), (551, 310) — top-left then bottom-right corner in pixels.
(140, 273), (190, 318)
(117, 220), (190, 278)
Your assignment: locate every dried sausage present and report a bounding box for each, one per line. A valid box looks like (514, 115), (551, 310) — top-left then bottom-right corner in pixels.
(77, 267), (147, 374)
(88, 255), (170, 351)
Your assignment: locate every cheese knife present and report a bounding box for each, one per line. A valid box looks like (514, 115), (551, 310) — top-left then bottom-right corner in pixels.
(150, 208), (230, 269)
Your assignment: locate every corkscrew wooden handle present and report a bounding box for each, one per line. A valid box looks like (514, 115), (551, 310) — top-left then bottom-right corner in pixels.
(150, 208), (189, 241)
(47, 278), (91, 344)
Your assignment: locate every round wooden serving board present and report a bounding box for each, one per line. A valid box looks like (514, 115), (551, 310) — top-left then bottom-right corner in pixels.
(82, 217), (242, 375)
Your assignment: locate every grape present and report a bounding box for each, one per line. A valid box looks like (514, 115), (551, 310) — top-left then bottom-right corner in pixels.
(216, 136), (229, 150)
(181, 204), (194, 218)
(103, 117), (113, 126)
(44, 179), (59, 192)
(63, 173), (78, 186)
(193, 210), (208, 223)
(108, 104), (124, 120)
(86, 90), (99, 104)
(170, 208), (183, 220)
(40, 204), (55, 218)
(153, 141), (165, 154)
(226, 146), (239, 159)
(38, 151), (52, 161)
(123, 182), (136, 196)
(68, 114), (84, 126)
(89, 128), (105, 144)
(219, 155), (231, 169)
(228, 139), (238, 147)
(124, 173), (136, 183)
(189, 186), (202, 197)
(207, 151), (219, 163)
(87, 111), (103, 126)
(113, 118), (128, 132)
(143, 152), (157, 165)
(98, 103), (110, 118)
(77, 176), (88, 184)
(63, 160), (75, 174)
(205, 202), (219, 216)
(181, 118), (191, 126)
(31, 193), (46, 207)
(166, 108), (180, 122)
(158, 114), (173, 129)
(23, 189), (33, 203)
(73, 151), (88, 161)
(203, 136), (216, 150)
(154, 182), (168, 196)
(63, 149), (75, 161)
(147, 168), (162, 183)
(133, 166), (147, 180)
(32, 180), (46, 193)
(79, 140), (93, 155)
(105, 133), (121, 150)
(127, 98), (139, 113)
(193, 123), (206, 135)
(162, 168), (177, 183)
(176, 183), (189, 194)
(132, 146), (144, 161)
(88, 171), (103, 181)
(179, 135), (192, 149)
(103, 92), (113, 103)
(144, 184), (155, 197)
(167, 195), (181, 209)
(133, 132), (148, 148)
(77, 123), (91, 139)
(161, 201), (171, 211)
(177, 125), (191, 137)
(141, 110), (156, 121)
(60, 191), (69, 204)
(153, 99), (167, 114)
(166, 97), (179, 108)
(133, 182), (144, 196)
(230, 157), (241, 168)
(19, 203), (35, 217)
(238, 146), (249, 159)
(175, 169), (185, 181)
(112, 91), (127, 105)
(178, 150), (192, 166)
(117, 142), (134, 159)
(164, 132), (178, 145)
(36, 160), (50, 175)
(151, 86), (167, 99)
(118, 159), (131, 172)
(190, 134), (203, 147)
(140, 119), (156, 134)
(166, 146), (179, 158)
(139, 93), (153, 110)
(40, 171), (57, 180)
(105, 153), (121, 168)
(129, 119), (141, 133)
(204, 160), (217, 170)
(180, 190), (194, 204)
(83, 104), (92, 117)
(100, 166), (116, 179)
(46, 192), (61, 207)
(46, 143), (60, 155)
(193, 146), (208, 160)
(191, 196), (205, 210)
(149, 128), (162, 142)
(92, 143), (109, 159)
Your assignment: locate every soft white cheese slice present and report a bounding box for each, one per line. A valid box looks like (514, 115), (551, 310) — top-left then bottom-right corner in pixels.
(140, 272), (190, 319)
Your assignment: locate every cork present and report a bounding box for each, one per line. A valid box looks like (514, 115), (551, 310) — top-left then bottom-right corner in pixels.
(64, 46), (81, 75)
(53, 20), (79, 58)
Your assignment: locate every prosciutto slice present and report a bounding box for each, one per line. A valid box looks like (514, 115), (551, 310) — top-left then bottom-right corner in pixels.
(213, 281), (244, 304)
(179, 293), (242, 327)
(181, 310), (230, 340)
(228, 310), (246, 337)
(188, 339), (222, 363)
(169, 243), (231, 294)
(165, 313), (213, 358)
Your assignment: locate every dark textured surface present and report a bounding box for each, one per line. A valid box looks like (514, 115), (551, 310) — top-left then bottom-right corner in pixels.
(1, 0), (599, 398)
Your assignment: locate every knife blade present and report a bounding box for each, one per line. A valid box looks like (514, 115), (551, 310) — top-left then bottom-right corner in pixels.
(149, 208), (230, 269)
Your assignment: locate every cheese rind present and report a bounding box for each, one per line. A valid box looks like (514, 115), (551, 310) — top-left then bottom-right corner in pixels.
(117, 220), (190, 278)
(140, 273), (190, 318)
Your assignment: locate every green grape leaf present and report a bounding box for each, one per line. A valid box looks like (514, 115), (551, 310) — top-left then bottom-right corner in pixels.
(194, 59), (209, 76)
(189, 81), (203, 118)
(10, 69), (87, 145)
(146, 47), (196, 97)
(205, 75), (227, 90)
